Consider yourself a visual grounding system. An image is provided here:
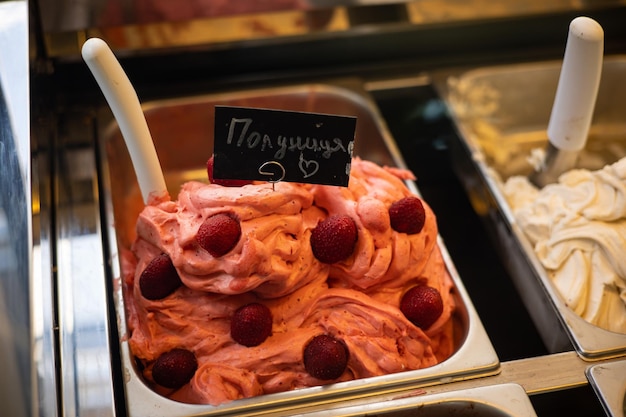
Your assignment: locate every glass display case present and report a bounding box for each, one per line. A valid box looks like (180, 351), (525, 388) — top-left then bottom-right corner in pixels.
(4, 0), (626, 415)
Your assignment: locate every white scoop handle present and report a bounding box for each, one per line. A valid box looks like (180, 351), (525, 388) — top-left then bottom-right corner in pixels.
(81, 37), (167, 204)
(548, 16), (604, 152)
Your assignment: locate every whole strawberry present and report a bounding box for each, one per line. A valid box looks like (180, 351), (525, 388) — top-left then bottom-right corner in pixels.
(139, 253), (182, 300)
(206, 155), (253, 187)
(230, 303), (273, 347)
(303, 334), (349, 380)
(152, 348), (198, 389)
(400, 285), (444, 330)
(196, 212), (241, 257)
(310, 214), (358, 264)
(389, 196), (426, 234)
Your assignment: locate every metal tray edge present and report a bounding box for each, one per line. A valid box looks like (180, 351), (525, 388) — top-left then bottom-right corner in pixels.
(436, 58), (626, 360)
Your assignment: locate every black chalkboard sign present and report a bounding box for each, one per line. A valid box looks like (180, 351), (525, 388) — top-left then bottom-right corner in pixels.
(213, 106), (356, 186)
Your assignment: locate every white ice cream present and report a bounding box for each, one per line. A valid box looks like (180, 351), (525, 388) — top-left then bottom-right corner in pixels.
(503, 158), (626, 334)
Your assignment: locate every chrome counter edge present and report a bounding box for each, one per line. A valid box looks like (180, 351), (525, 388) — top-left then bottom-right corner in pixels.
(0, 1), (57, 416)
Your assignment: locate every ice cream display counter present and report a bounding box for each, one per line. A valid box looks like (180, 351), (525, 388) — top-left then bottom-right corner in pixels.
(6, 0), (626, 416)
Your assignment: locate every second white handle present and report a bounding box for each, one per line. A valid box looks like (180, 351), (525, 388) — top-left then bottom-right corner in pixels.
(548, 16), (604, 152)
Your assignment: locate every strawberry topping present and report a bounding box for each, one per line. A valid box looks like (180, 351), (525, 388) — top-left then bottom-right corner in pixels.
(139, 253), (182, 300)
(303, 334), (349, 380)
(389, 196), (426, 234)
(400, 285), (444, 330)
(152, 348), (198, 389)
(310, 214), (358, 264)
(230, 303), (273, 347)
(207, 155), (253, 187)
(196, 212), (241, 257)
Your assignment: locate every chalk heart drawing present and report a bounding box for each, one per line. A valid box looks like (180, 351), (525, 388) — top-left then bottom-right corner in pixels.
(299, 153), (319, 178)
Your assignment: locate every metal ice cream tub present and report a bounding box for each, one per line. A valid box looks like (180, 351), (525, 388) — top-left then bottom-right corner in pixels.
(440, 55), (626, 360)
(587, 358), (626, 417)
(99, 81), (499, 416)
(291, 382), (538, 417)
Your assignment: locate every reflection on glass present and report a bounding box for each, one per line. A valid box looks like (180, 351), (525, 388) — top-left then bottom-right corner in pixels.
(0, 81), (30, 417)
(41, 0), (615, 58)
(99, 0), (311, 26)
(41, 0), (597, 32)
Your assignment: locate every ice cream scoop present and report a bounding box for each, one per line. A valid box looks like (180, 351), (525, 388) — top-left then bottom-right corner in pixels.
(529, 16), (604, 187)
(81, 37), (167, 203)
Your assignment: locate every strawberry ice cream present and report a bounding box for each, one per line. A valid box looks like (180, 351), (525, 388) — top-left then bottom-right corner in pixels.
(122, 157), (457, 406)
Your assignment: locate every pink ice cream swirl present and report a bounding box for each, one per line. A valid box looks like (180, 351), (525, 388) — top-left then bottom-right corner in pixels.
(133, 179), (328, 298)
(313, 158), (456, 336)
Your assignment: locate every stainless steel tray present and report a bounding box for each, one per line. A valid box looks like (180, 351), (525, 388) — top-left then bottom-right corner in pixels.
(99, 81), (499, 416)
(441, 56), (626, 360)
(292, 382), (538, 417)
(587, 358), (626, 417)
